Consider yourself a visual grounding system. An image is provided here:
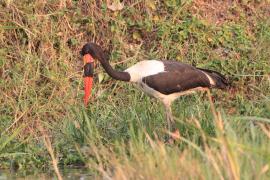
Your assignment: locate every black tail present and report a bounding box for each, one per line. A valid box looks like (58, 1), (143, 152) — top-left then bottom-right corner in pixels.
(197, 68), (229, 89)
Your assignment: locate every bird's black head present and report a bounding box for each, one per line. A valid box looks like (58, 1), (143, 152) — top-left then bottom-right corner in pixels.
(81, 43), (106, 106)
(80, 43), (108, 61)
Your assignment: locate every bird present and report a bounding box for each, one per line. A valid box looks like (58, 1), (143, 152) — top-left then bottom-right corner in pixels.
(80, 42), (228, 136)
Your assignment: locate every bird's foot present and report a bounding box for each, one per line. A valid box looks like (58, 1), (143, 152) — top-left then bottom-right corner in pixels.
(165, 129), (180, 144)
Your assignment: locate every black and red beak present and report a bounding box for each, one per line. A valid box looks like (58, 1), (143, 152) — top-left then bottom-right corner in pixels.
(83, 54), (94, 106)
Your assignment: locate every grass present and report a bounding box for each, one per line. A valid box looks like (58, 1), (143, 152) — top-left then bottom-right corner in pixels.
(1, 0), (270, 179)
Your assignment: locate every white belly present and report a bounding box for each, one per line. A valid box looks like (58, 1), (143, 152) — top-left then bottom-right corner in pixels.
(134, 80), (201, 105)
(134, 80), (182, 104)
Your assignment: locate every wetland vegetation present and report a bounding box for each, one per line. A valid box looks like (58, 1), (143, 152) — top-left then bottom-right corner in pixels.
(1, 0), (270, 179)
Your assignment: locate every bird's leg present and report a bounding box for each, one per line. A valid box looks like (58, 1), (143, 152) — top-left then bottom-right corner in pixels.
(165, 105), (175, 132)
(163, 102), (180, 143)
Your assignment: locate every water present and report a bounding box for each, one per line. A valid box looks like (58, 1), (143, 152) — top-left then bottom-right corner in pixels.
(0, 168), (93, 180)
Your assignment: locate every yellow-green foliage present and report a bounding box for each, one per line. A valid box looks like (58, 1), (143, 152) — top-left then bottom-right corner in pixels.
(0, 0), (270, 179)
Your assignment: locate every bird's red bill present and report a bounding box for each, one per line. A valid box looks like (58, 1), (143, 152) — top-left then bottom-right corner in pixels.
(84, 76), (93, 106)
(84, 54), (94, 64)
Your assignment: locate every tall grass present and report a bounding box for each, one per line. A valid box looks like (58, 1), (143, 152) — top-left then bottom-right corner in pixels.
(63, 90), (270, 179)
(1, 0), (270, 179)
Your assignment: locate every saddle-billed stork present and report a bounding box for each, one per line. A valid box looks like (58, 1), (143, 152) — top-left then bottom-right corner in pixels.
(81, 43), (228, 134)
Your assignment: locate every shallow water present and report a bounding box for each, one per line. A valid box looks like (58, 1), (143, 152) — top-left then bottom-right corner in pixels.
(0, 168), (93, 180)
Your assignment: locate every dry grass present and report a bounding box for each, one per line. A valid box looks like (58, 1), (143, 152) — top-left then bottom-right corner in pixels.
(1, 0), (270, 179)
(191, 0), (270, 26)
(37, 124), (63, 180)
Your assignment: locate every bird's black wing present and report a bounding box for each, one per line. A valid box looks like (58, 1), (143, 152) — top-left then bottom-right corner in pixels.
(142, 61), (211, 95)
